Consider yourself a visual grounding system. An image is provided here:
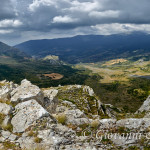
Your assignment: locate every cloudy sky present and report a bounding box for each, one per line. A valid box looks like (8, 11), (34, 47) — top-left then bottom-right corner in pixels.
(1, 0), (150, 45)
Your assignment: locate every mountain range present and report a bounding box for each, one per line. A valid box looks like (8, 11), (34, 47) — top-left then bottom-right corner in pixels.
(15, 32), (150, 64)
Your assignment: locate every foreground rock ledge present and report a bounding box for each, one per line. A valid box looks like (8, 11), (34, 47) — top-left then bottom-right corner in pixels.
(11, 99), (49, 133)
(10, 79), (44, 105)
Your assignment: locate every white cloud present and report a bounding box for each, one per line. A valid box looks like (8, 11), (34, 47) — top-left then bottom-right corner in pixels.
(0, 19), (22, 28)
(0, 29), (13, 34)
(67, 0), (101, 12)
(91, 23), (150, 35)
(89, 10), (120, 18)
(2, 0), (150, 45)
(29, 0), (58, 12)
(52, 16), (78, 23)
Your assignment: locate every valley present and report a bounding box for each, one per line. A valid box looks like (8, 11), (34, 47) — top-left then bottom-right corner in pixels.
(0, 41), (89, 88)
(1, 37), (150, 113)
(76, 59), (150, 83)
(75, 59), (150, 112)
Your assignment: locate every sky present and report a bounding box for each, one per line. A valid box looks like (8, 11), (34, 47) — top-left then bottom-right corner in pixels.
(1, 0), (150, 45)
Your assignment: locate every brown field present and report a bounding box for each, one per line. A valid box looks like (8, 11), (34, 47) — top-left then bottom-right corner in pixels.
(0, 56), (10, 58)
(43, 73), (64, 80)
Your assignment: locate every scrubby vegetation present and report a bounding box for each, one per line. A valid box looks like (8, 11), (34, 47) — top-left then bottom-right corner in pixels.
(55, 113), (67, 125)
(85, 75), (150, 113)
(0, 61), (89, 88)
(79, 59), (150, 113)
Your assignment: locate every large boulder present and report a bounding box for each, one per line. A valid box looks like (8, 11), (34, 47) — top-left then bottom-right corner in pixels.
(43, 89), (58, 100)
(10, 79), (44, 105)
(99, 119), (117, 129)
(64, 109), (90, 125)
(43, 89), (59, 113)
(0, 103), (13, 115)
(11, 99), (49, 133)
(0, 80), (17, 101)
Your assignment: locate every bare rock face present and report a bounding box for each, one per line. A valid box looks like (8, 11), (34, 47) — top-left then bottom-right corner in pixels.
(136, 95), (150, 117)
(137, 96), (150, 113)
(116, 118), (150, 130)
(0, 130), (17, 142)
(0, 103), (13, 115)
(10, 79), (44, 105)
(64, 109), (90, 126)
(43, 89), (59, 113)
(99, 119), (117, 129)
(11, 99), (49, 133)
(83, 86), (94, 96)
(0, 80), (17, 101)
(43, 89), (58, 100)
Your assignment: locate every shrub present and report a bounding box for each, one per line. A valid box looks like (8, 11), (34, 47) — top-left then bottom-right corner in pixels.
(128, 146), (140, 150)
(118, 126), (126, 134)
(28, 131), (36, 137)
(3, 141), (18, 149)
(34, 137), (42, 143)
(56, 113), (67, 125)
(2, 123), (13, 132)
(0, 113), (6, 125)
(0, 99), (11, 105)
(90, 120), (100, 129)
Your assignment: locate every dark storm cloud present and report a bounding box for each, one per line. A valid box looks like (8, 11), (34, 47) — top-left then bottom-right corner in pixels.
(0, 0), (16, 20)
(25, 0), (150, 30)
(1, 0), (150, 45)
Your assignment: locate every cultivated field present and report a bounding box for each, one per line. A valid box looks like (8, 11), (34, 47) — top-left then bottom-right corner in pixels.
(43, 73), (64, 80)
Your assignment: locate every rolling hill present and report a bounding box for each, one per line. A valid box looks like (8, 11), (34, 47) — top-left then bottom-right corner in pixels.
(0, 41), (89, 87)
(0, 41), (30, 64)
(15, 32), (150, 64)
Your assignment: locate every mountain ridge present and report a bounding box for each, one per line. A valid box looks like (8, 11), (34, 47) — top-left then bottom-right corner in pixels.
(15, 32), (150, 64)
(0, 41), (29, 61)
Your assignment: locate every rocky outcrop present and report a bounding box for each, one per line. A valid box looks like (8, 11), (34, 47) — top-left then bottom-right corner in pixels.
(116, 118), (150, 130)
(0, 80), (17, 101)
(0, 103), (13, 115)
(0, 130), (17, 142)
(11, 99), (49, 133)
(83, 85), (94, 96)
(99, 119), (117, 129)
(137, 96), (150, 112)
(43, 89), (58, 100)
(64, 109), (90, 126)
(1, 79), (150, 150)
(43, 89), (59, 113)
(136, 95), (150, 118)
(10, 79), (44, 105)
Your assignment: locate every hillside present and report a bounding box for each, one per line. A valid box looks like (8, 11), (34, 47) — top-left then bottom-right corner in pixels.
(0, 41), (89, 87)
(76, 59), (150, 112)
(15, 32), (150, 64)
(0, 41), (29, 63)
